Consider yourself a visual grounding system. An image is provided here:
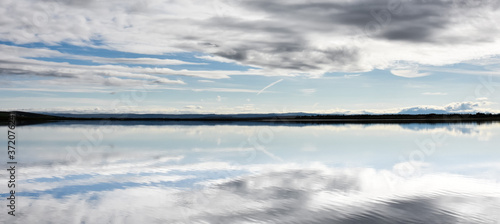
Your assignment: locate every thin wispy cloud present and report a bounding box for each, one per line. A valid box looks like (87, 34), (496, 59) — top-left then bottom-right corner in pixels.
(257, 79), (284, 95)
(300, 89), (316, 96)
(422, 92), (448, 96)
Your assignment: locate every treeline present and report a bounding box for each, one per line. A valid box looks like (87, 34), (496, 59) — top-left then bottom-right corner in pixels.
(2, 111), (500, 125)
(294, 113), (500, 120)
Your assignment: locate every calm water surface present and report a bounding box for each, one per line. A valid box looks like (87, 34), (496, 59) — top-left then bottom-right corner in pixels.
(1, 122), (500, 223)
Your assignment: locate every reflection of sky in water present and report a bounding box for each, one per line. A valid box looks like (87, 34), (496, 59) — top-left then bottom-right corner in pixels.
(1, 123), (500, 223)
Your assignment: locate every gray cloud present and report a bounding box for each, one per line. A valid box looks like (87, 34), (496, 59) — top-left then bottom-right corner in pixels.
(0, 45), (287, 90)
(197, 0), (500, 73)
(239, 0), (498, 42)
(0, 58), (185, 87)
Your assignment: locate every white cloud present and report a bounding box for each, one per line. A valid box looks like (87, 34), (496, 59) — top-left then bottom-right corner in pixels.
(72, 56), (205, 65)
(257, 79), (283, 95)
(234, 104), (256, 112)
(391, 69), (431, 78)
(422, 92), (448, 96)
(300, 88), (316, 95)
(195, 55), (238, 64)
(399, 101), (496, 114)
(301, 100), (500, 115)
(198, 80), (215, 83)
(390, 62), (431, 78)
(343, 74), (361, 78)
(184, 105), (203, 110)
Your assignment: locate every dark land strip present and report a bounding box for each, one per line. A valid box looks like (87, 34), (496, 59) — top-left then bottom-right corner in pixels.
(2, 111), (500, 126)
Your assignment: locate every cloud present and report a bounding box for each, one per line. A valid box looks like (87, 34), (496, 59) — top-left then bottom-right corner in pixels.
(195, 55), (238, 64)
(1, 0), (499, 77)
(399, 101), (493, 114)
(422, 92), (448, 96)
(0, 45), (187, 86)
(304, 100), (500, 115)
(444, 101), (485, 111)
(300, 88), (316, 95)
(390, 69), (431, 78)
(184, 105), (203, 110)
(0, 44), (204, 65)
(5, 163), (500, 223)
(390, 62), (431, 78)
(257, 79), (283, 95)
(5, 100), (496, 115)
(398, 123), (494, 140)
(398, 107), (446, 115)
(343, 74), (361, 78)
(0, 44), (294, 93)
(72, 56), (206, 65)
(0, 44), (271, 80)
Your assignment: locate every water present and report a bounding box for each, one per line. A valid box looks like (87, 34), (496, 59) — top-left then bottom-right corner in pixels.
(2, 122), (500, 223)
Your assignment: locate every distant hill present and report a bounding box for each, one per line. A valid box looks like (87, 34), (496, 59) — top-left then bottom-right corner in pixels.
(1, 111), (500, 126)
(38, 112), (314, 119)
(0, 111), (63, 125)
(1, 111), (61, 120)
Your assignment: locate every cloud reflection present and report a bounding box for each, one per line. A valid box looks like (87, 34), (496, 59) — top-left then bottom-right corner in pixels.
(3, 164), (500, 223)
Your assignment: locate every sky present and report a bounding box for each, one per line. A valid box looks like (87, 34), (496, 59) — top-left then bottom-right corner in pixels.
(1, 0), (500, 114)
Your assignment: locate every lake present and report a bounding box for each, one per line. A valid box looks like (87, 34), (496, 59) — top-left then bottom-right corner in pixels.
(2, 122), (500, 223)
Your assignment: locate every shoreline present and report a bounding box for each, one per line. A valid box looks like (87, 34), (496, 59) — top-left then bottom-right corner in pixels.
(2, 111), (500, 126)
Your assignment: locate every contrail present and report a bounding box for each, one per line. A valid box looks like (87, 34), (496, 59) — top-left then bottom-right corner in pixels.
(257, 79), (283, 95)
